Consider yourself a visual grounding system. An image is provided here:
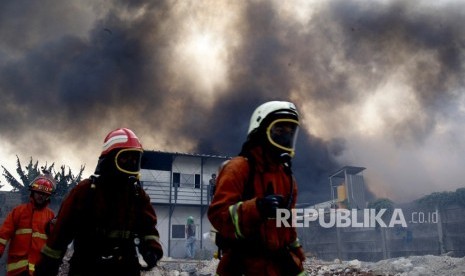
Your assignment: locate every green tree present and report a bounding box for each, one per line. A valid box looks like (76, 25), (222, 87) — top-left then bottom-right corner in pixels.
(455, 187), (465, 208)
(1, 156), (84, 204)
(414, 190), (459, 255)
(367, 198), (394, 210)
(415, 191), (456, 210)
(367, 198), (394, 223)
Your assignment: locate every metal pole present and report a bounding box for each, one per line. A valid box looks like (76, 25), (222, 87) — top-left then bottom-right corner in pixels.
(200, 157), (204, 250)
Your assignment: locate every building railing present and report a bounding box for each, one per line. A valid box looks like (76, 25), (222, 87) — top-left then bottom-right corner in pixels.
(142, 181), (212, 205)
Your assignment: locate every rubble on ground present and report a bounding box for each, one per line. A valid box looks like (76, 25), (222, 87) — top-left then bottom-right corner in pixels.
(142, 258), (219, 276)
(302, 255), (465, 275)
(139, 254), (465, 276)
(54, 252), (465, 275)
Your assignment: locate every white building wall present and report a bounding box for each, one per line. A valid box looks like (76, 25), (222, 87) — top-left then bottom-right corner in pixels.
(141, 170), (171, 204)
(154, 205), (216, 258)
(172, 156), (201, 174)
(140, 153), (228, 258)
(153, 206), (170, 256)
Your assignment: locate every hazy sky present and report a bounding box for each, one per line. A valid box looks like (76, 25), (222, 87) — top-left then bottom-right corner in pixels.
(1, 0), (465, 204)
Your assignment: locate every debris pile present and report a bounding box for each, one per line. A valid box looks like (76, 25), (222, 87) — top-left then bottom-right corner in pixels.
(48, 254), (465, 276)
(142, 258), (219, 276)
(303, 258), (373, 275)
(302, 255), (465, 276)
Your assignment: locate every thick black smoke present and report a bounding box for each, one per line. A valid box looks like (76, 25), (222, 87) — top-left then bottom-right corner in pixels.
(1, 0), (465, 204)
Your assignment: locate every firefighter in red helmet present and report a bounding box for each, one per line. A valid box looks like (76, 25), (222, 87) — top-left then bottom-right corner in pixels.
(35, 128), (163, 276)
(208, 101), (306, 276)
(0, 171), (56, 276)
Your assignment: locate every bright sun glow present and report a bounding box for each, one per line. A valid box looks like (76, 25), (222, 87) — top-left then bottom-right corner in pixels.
(183, 31), (227, 92)
(359, 75), (420, 136)
(170, 1), (241, 105)
(273, 0), (321, 25)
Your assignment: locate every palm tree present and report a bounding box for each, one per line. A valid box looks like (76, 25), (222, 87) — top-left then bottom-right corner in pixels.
(52, 164), (85, 206)
(1, 156), (85, 204)
(2, 156), (54, 202)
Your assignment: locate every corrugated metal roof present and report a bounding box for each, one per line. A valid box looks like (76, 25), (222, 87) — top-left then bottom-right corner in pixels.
(329, 166), (366, 178)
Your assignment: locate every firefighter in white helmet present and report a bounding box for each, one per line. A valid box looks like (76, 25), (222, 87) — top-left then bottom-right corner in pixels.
(208, 101), (306, 276)
(36, 128), (163, 276)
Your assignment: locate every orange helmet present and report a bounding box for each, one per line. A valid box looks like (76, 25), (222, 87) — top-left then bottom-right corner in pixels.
(29, 173), (56, 195)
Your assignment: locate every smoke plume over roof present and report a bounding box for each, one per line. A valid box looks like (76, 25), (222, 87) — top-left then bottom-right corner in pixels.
(1, 0), (465, 204)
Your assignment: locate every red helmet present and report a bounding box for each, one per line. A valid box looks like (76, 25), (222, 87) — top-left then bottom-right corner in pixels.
(29, 174), (56, 195)
(101, 128), (143, 156)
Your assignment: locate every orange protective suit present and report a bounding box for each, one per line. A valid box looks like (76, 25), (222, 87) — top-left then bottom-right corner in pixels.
(208, 147), (306, 276)
(0, 200), (54, 275)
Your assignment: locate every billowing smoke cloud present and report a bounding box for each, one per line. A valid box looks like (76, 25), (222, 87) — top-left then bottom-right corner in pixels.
(1, 0), (465, 204)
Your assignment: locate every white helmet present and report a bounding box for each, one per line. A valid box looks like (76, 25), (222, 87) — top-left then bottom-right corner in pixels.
(247, 101), (300, 156)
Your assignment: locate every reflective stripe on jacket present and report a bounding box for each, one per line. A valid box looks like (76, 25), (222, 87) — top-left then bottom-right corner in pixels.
(0, 200), (55, 276)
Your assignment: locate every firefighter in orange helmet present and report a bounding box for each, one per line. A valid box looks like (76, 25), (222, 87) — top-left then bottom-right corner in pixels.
(35, 128), (163, 276)
(208, 101), (307, 276)
(0, 171), (56, 276)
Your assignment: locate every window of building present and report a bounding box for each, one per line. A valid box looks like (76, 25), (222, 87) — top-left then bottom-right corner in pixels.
(172, 173), (201, 188)
(171, 224), (185, 239)
(171, 224), (199, 239)
(173, 173), (180, 187)
(195, 174), (201, 189)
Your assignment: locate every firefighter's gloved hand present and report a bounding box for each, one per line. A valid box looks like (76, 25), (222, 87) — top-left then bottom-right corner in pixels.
(141, 249), (158, 271)
(256, 194), (284, 218)
(35, 255), (61, 276)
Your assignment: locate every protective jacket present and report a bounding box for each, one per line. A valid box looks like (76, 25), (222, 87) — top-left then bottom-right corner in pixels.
(0, 200), (54, 275)
(208, 147), (306, 276)
(36, 177), (163, 276)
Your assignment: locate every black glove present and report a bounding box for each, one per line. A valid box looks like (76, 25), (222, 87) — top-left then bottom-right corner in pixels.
(256, 194), (284, 218)
(141, 249), (158, 271)
(45, 217), (57, 236)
